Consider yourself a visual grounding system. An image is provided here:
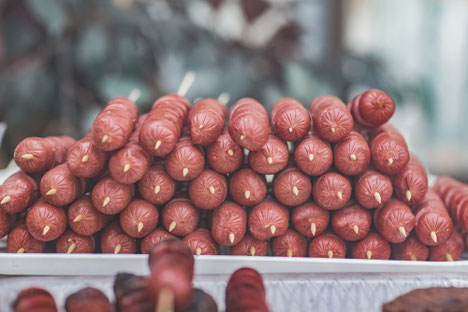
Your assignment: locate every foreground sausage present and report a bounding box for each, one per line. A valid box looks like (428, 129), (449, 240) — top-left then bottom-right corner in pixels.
(211, 201), (247, 246)
(271, 229), (307, 257)
(100, 222), (137, 254)
(228, 98), (270, 151)
(229, 168), (267, 206)
(40, 164), (84, 206)
(162, 197), (199, 236)
(348, 89), (395, 127)
(188, 169), (228, 210)
(189, 98), (227, 145)
(249, 199), (289, 240)
(185, 288), (218, 312)
(7, 223), (45, 253)
(65, 287), (111, 312)
(375, 199), (415, 243)
(354, 170), (393, 209)
(429, 230), (464, 261)
(206, 128), (243, 174)
(249, 135), (289, 174)
(141, 228), (176, 254)
(273, 167), (312, 206)
(56, 230), (95, 254)
(183, 229), (219, 255)
(334, 131), (370, 176)
(271, 97), (310, 142)
(294, 132), (333, 176)
(66, 137), (108, 178)
(91, 177), (134, 215)
(392, 154), (428, 206)
(13, 288), (58, 312)
(120, 199), (159, 238)
(308, 233), (346, 259)
(114, 273), (155, 312)
(292, 202), (330, 237)
(332, 204), (371, 241)
(313, 172), (352, 210)
(0, 171), (38, 214)
(67, 195), (110, 236)
(26, 201), (67, 242)
(138, 164), (176, 205)
(165, 136), (205, 181)
(392, 234), (429, 261)
(351, 233), (391, 260)
(230, 234), (268, 256)
(225, 267), (269, 312)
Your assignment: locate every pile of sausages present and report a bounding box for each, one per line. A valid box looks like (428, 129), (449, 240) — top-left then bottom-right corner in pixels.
(1, 89), (466, 261)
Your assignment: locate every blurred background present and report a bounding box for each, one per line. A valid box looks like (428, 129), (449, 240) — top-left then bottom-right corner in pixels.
(0, 0), (467, 180)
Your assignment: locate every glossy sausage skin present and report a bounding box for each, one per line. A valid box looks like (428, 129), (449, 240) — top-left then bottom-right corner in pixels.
(40, 163), (84, 206)
(26, 201), (67, 242)
(429, 229), (464, 261)
(14, 137), (58, 173)
(162, 197), (199, 236)
(308, 233), (346, 259)
(375, 199), (415, 243)
(138, 164), (176, 205)
(67, 195), (110, 236)
(141, 228), (177, 254)
(91, 177), (134, 215)
(120, 199), (159, 238)
(248, 199), (289, 240)
(211, 201), (247, 246)
(189, 98), (227, 146)
(100, 222), (137, 254)
(348, 89), (395, 127)
(230, 234), (268, 256)
(332, 204), (371, 241)
(188, 169), (227, 210)
(271, 97), (310, 142)
(67, 137), (108, 178)
(65, 287), (111, 312)
(0, 171), (39, 214)
(313, 172), (352, 210)
(7, 223), (45, 253)
(207, 128), (243, 174)
(273, 167), (312, 206)
(56, 230), (95, 254)
(351, 233), (391, 260)
(165, 137), (205, 181)
(183, 229), (219, 255)
(292, 202), (330, 237)
(294, 132), (333, 176)
(334, 131), (370, 176)
(392, 154), (428, 206)
(370, 124), (409, 175)
(229, 168), (267, 207)
(248, 135), (289, 174)
(225, 267), (269, 312)
(13, 288), (58, 312)
(354, 170), (393, 209)
(271, 229), (307, 257)
(392, 234), (429, 261)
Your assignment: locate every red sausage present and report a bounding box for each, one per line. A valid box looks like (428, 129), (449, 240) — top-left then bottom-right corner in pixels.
(188, 169), (227, 210)
(312, 172), (352, 210)
(228, 98), (270, 151)
(26, 201), (67, 242)
(334, 131), (370, 176)
(211, 201), (247, 246)
(138, 164), (176, 205)
(13, 288), (58, 312)
(67, 195), (110, 236)
(100, 222), (137, 254)
(0, 207), (13, 239)
(114, 273), (155, 312)
(40, 164), (84, 206)
(348, 89), (395, 127)
(332, 204), (371, 241)
(44, 136), (76, 164)
(0, 171), (39, 214)
(229, 168), (267, 206)
(67, 137), (108, 178)
(434, 177), (468, 232)
(230, 234), (268, 256)
(374, 199), (415, 243)
(207, 128), (243, 174)
(308, 233), (346, 259)
(351, 233), (391, 260)
(309, 95), (353, 142)
(183, 229), (219, 255)
(271, 97), (310, 142)
(165, 136), (205, 181)
(7, 223), (45, 253)
(294, 132), (333, 176)
(141, 228), (177, 254)
(292, 202), (330, 237)
(271, 229), (307, 257)
(65, 288), (111, 312)
(120, 199), (159, 238)
(91, 177), (134, 215)
(14, 137), (57, 173)
(56, 230), (95, 254)
(273, 167), (312, 206)
(162, 197), (199, 236)
(429, 229), (464, 261)
(189, 98), (227, 145)
(392, 234), (429, 261)
(225, 268), (269, 312)
(392, 154), (428, 206)
(248, 135), (289, 174)
(248, 199), (289, 240)
(185, 288), (218, 312)
(92, 97), (138, 151)
(354, 170), (393, 209)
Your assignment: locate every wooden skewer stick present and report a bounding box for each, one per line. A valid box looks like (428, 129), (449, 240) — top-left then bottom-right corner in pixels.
(177, 72), (196, 97)
(155, 287), (175, 312)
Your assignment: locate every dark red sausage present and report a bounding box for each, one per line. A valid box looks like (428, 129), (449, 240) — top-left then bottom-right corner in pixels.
(392, 233), (429, 261)
(40, 163), (84, 206)
(392, 154), (428, 206)
(207, 128), (243, 174)
(162, 197), (199, 236)
(348, 89), (395, 127)
(100, 222), (137, 254)
(351, 233), (391, 260)
(248, 199), (289, 240)
(183, 229), (219, 255)
(334, 131), (370, 176)
(273, 167), (312, 206)
(7, 223), (45, 253)
(185, 288), (218, 312)
(354, 170), (393, 209)
(138, 164), (176, 205)
(65, 287), (111, 312)
(294, 132), (333, 176)
(13, 288), (58, 312)
(114, 273), (155, 312)
(56, 230), (95, 254)
(228, 98), (270, 151)
(271, 97), (310, 142)
(120, 199), (159, 238)
(308, 233), (346, 259)
(229, 168), (267, 207)
(91, 177), (134, 215)
(225, 268), (269, 312)
(248, 135), (289, 174)
(0, 171), (39, 214)
(332, 204), (371, 241)
(14, 137), (57, 173)
(230, 233), (268, 256)
(67, 195), (110, 236)
(375, 199), (415, 243)
(165, 136), (205, 181)
(67, 137), (108, 178)
(271, 229), (307, 257)
(292, 202), (330, 237)
(211, 201), (247, 246)
(189, 98), (227, 146)
(309, 95), (353, 142)
(0, 207), (13, 238)
(188, 169), (227, 210)
(141, 228), (177, 254)
(313, 172), (352, 210)
(429, 229), (464, 261)
(26, 201), (67, 242)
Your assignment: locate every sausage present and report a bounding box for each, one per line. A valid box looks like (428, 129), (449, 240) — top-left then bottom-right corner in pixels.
(292, 202), (330, 237)
(271, 229), (307, 257)
(375, 199), (415, 243)
(312, 172), (352, 210)
(13, 288), (58, 312)
(183, 229), (219, 255)
(271, 97), (310, 142)
(165, 136), (205, 181)
(309, 95), (353, 142)
(26, 201), (67, 242)
(308, 233), (346, 259)
(100, 222), (137, 254)
(392, 154), (428, 206)
(273, 167), (312, 206)
(114, 273), (155, 312)
(225, 267), (269, 312)
(230, 233), (268, 256)
(120, 199), (159, 238)
(189, 98), (227, 145)
(162, 197), (199, 236)
(207, 128), (243, 174)
(56, 230), (95, 254)
(7, 223), (45, 253)
(188, 169), (227, 210)
(40, 164), (84, 206)
(294, 132), (333, 176)
(429, 229), (464, 261)
(184, 288), (218, 312)
(392, 233), (429, 261)
(370, 124), (410, 175)
(334, 131), (371, 176)
(0, 171), (39, 214)
(229, 168), (267, 206)
(91, 176), (134, 215)
(138, 164), (176, 205)
(332, 204), (372, 241)
(351, 233), (391, 260)
(0, 207), (13, 239)
(211, 201), (247, 246)
(436, 179), (468, 233)
(248, 135), (289, 174)
(44, 136), (76, 164)
(248, 199), (289, 240)
(67, 137), (108, 178)
(354, 170), (393, 209)
(141, 228), (177, 254)
(414, 190), (453, 246)
(67, 195), (110, 236)
(13, 137), (56, 173)
(348, 89), (395, 127)
(92, 97), (138, 151)
(65, 287), (111, 312)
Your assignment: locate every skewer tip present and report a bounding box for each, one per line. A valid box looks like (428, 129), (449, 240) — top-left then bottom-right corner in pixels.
(168, 221), (176, 232)
(1, 195), (11, 205)
(311, 222), (317, 236)
(229, 233), (235, 244)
